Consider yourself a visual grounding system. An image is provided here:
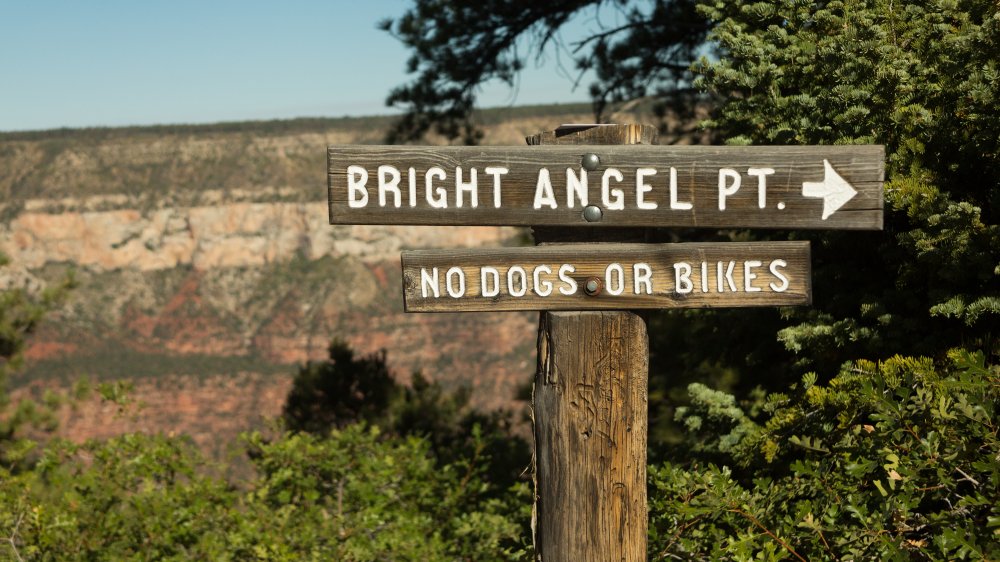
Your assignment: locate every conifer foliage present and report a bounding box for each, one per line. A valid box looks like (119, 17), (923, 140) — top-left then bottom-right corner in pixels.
(645, 1), (1000, 558)
(381, 0), (710, 143)
(698, 0), (999, 366)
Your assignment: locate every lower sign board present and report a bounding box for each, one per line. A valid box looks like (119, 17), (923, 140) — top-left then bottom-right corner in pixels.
(401, 242), (811, 312)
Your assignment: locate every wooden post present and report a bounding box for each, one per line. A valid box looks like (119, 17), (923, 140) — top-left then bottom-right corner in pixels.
(529, 124), (654, 561)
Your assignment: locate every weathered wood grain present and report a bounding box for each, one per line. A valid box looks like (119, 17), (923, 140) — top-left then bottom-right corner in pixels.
(530, 124), (650, 562)
(534, 311), (648, 562)
(526, 123), (659, 146)
(401, 242), (811, 312)
(329, 144), (884, 230)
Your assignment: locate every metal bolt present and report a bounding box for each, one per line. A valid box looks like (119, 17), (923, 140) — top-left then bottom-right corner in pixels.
(582, 205), (603, 223)
(584, 277), (602, 296)
(581, 153), (601, 171)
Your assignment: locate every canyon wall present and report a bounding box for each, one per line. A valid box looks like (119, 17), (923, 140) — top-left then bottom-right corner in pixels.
(1, 110), (601, 449)
(1, 103), (693, 451)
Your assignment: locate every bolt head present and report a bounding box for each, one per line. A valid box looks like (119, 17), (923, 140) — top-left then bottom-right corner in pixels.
(582, 205), (603, 223)
(584, 277), (602, 296)
(581, 153), (601, 171)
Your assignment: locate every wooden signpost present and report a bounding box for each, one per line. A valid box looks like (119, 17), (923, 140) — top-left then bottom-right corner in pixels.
(327, 124), (884, 562)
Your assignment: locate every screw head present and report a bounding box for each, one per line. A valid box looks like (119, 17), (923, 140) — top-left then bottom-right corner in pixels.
(582, 205), (603, 223)
(584, 277), (602, 296)
(581, 153), (601, 171)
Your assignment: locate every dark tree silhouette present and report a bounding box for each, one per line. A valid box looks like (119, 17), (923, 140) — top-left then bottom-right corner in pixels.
(381, 0), (711, 143)
(282, 339), (531, 478)
(283, 340), (396, 434)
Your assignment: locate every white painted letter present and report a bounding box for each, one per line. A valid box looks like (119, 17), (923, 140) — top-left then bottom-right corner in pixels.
(769, 259), (789, 292)
(481, 267), (500, 297)
(636, 168), (658, 210)
(533, 168), (558, 210)
(378, 165), (401, 208)
(508, 266), (528, 297)
(420, 267), (439, 298)
(445, 267), (466, 298)
(724, 261), (737, 291)
(558, 264), (577, 295)
(633, 263), (653, 295)
(718, 168), (741, 211)
(407, 167), (417, 207)
(669, 167), (692, 210)
(347, 165), (369, 208)
(747, 167), (775, 209)
(566, 168), (588, 208)
(455, 166), (478, 208)
(605, 263), (625, 296)
(602, 168), (625, 210)
(484, 167), (507, 208)
(744, 260), (762, 292)
(425, 167), (448, 208)
(674, 262), (693, 294)
(533, 265), (553, 297)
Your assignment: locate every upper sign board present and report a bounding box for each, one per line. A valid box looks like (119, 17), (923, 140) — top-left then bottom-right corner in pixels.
(329, 145), (884, 230)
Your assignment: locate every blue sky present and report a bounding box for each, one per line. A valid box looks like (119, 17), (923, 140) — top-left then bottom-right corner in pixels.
(1, 1), (597, 132)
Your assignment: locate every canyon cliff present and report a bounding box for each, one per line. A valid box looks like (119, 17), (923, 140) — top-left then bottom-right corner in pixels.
(0, 109), (590, 449)
(1, 103), (690, 452)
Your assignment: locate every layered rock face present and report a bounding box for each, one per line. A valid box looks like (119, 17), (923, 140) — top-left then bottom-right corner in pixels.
(1, 110), (608, 449)
(4, 198), (532, 380)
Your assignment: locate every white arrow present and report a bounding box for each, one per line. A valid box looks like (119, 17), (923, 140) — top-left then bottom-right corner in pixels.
(802, 159), (857, 220)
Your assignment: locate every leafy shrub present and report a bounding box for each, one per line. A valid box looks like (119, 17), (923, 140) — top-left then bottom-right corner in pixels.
(241, 424), (530, 560)
(2, 434), (237, 560)
(1, 426), (531, 561)
(651, 351), (1000, 560)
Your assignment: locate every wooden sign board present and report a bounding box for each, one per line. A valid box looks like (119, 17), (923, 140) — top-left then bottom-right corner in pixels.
(329, 145), (883, 230)
(401, 241), (810, 312)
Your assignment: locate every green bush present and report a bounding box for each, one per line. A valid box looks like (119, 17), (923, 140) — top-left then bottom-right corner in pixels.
(2, 426), (531, 561)
(240, 425), (530, 561)
(2, 434), (237, 560)
(651, 351), (1000, 560)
